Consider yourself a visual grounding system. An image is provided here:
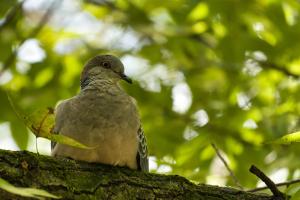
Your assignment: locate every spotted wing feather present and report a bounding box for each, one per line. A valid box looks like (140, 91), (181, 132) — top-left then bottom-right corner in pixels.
(136, 126), (149, 172)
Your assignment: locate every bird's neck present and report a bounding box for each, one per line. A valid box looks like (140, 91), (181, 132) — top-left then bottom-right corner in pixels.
(81, 78), (120, 91)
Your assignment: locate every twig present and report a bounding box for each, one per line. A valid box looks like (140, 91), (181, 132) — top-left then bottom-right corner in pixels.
(35, 136), (39, 155)
(0, 0), (62, 77)
(249, 165), (286, 199)
(85, 0), (115, 8)
(0, 0), (25, 31)
(190, 34), (215, 48)
(259, 61), (299, 79)
(248, 178), (300, 192)
(211, 143), (244, 190)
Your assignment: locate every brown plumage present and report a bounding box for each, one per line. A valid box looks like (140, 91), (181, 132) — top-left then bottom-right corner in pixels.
(51, 55), (148, 172)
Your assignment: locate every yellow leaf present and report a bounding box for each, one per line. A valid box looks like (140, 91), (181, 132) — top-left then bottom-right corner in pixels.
(25, 108), (55, 138)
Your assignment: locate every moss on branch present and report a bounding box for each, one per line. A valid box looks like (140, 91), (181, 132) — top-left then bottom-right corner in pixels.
(0, 150), (272, 200)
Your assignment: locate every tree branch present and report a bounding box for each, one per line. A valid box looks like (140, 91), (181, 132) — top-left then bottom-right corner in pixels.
(249, 165), (286, 200)
(0, 149), (273, 199)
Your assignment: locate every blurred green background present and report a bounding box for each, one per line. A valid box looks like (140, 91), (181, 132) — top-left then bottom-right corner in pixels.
(0, 0), (299, 192)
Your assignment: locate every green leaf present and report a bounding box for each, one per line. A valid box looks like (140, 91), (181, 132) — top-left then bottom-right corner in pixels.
(10, 121), (29, 150)
(269, 131), (300, 145)
(291, 190), (300, 200)
(49, 134), (94, 149)
(0, 178), (60, 199)
(286, 183), (300, 197)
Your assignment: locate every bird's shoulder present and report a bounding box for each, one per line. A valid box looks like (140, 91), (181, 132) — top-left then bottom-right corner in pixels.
(54, 99), (70, 116)
(55, 95), (75, 109)
(54, 95), (83, 117)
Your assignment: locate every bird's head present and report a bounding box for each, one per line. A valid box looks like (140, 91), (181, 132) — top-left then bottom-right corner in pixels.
(80, 55), (132, 89)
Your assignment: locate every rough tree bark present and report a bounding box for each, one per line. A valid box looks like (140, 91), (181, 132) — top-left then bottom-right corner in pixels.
(0, 149), (272, 200)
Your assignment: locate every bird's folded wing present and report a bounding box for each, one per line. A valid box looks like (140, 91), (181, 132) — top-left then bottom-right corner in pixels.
(137, 126), (149, 172)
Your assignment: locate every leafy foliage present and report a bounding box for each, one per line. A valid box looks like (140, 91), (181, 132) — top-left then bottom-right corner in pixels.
(0, 178), (60, 199)
(0, 0), (299, 192)
(271, 131), (300, 145)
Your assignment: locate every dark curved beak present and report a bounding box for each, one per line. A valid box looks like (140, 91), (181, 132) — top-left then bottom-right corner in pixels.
(120, 73), (132, 84)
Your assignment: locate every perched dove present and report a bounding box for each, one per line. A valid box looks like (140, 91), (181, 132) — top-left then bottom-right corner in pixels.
(51, 55), (148, 172)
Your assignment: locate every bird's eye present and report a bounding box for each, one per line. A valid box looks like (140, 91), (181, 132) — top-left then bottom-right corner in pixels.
(102, 62), (110, 68)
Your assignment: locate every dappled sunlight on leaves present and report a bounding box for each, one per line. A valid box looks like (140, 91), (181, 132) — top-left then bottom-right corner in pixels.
(0, 0), (299, 196)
